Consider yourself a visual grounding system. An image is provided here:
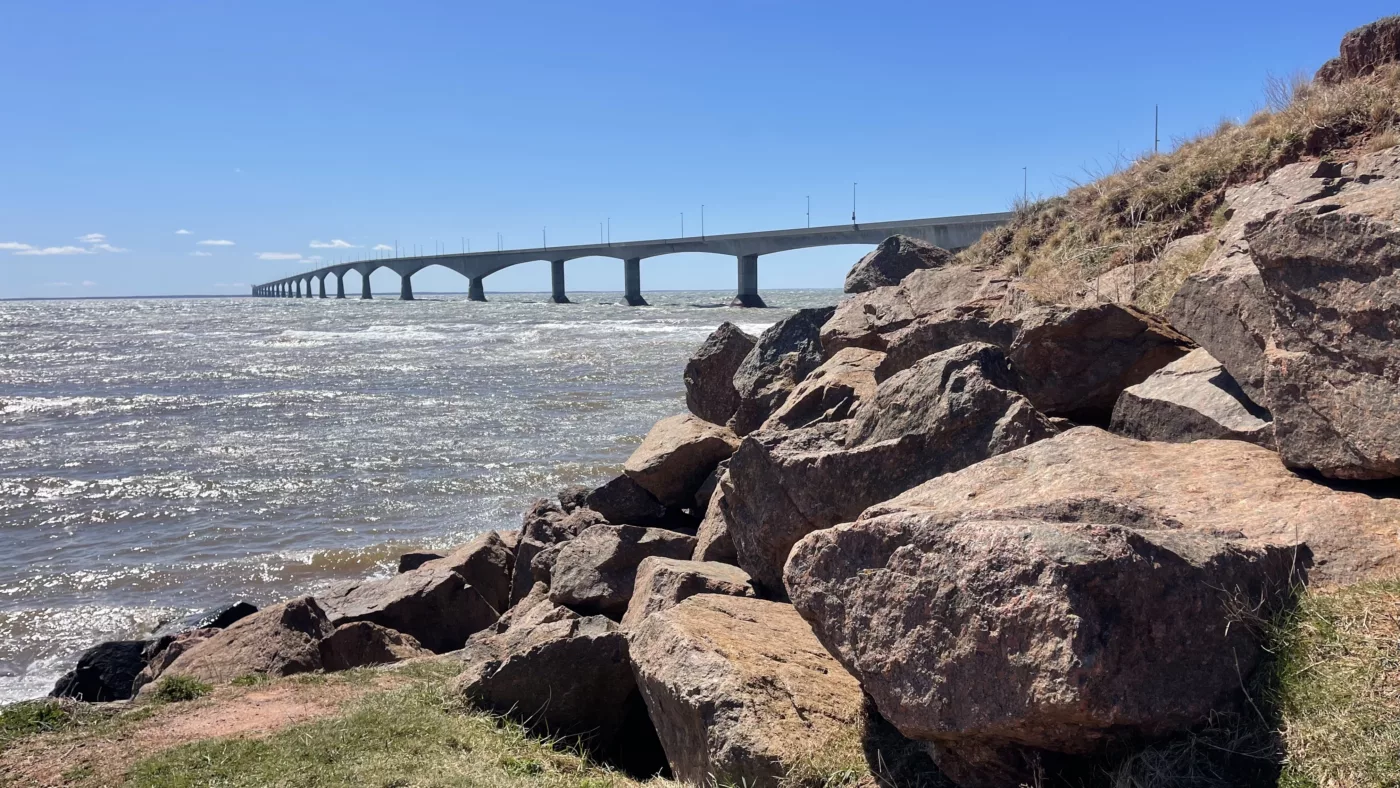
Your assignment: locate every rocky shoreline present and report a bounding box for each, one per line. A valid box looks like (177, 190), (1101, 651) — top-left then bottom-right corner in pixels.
(35, 19), (1400, 788)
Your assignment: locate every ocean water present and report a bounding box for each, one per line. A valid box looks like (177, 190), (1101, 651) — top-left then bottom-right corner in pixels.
(0, 289), (838, 703)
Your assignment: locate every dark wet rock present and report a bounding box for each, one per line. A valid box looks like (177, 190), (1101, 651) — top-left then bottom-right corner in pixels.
(133, 628), (219, 695)
(319, 531), (514, 652)
(729, 307), (836, 436)
(628, 595), (865, 787)
(397, 552), (443, 574)
(844, 235), (953, 294)
(685, 322), (758, 426)
(558, 484), (591, 512)
(549, 525), (697, 619)
(786, 515), (1302, 788)
(620, 558), (756, 629)
(623, 414), (739, 508)
(726, 343), (1056, 593)
(51, 640), (150, 702)
(319, 621), (428, 671)
(1110, 348), (1273, 447)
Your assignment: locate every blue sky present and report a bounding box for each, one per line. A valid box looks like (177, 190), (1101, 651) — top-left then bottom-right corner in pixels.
(0, 0), (1392, 299)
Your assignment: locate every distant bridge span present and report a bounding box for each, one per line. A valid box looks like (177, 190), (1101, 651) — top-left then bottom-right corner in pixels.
(252, 213), (1011, 306)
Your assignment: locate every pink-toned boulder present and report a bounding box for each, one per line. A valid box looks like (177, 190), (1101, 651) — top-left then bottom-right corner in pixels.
(623, 414), (739, 508)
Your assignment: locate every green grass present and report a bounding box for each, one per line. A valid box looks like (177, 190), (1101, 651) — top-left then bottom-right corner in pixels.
(148, 675), (212, 703)
(959, 60), (1400, 309)
(1269, 580), (1400, 788)
(125, 662), (666, 788)
(0, 699), (80, 750)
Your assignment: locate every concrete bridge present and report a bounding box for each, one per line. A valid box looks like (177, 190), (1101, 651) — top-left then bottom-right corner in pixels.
(251, 213), (1011, 306)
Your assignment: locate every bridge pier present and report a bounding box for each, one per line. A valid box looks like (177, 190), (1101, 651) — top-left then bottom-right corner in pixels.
(318, 276), (326, 298)
(731, 254), (766, 308)
(361, 272), (373, 300)
(400, 272), (414, 301)
(295, 280), (303, 298)
(550, 260), (569, 304)
(468, 277), (487, 302)
(335, 272), (345, 299)
(624, 258), (647, 306)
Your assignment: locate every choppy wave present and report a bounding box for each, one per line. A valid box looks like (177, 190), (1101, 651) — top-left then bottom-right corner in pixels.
(0, 289), (838, 702)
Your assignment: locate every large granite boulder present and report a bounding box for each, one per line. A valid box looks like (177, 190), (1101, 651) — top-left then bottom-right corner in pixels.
(138, 597), (334, 690)
(785, 516), (1302, 788)
(854, 426), (1400, 585)
(1165, 153), (1400, 407)
(319, 621), (428, 671)
(623, 414), (740, 508)
(685, 322), (758, 425)
(620, 558), (756, 629)
(1316, 17), (1400, 83)
(821, 264), (1021, 372)
(1110, 347), (1273, 447)
(549, 525), (698, 618)
(50, 640), (150, 702)
(318, 531), (514, 653)
(584, 474), (670, 527)
(727, 343), (1056, 593)
(1248, 178), (1400, 479)
(844, 235), (953, 293)
(455, 612), (663, 771)
(628, 595), (865, 787)
(1007, 303), (1193, 420)
(729, 307), (836, 436)
(761, 347), (884, 431)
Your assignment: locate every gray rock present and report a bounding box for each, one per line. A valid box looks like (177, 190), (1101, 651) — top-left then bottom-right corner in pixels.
(549, 525), (697, 618)
(1110, 348), (1273, 446)
(844, 235), (953, 293)
(692, 475), (738, 564)
(685, 322), (758, 426)
(786, 516), (1303, 788)
(729, 307), (836, 436)
(620, 558), (756, 629)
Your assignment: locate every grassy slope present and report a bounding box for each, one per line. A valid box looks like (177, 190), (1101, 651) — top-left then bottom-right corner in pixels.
(958, 58), (1400, 311)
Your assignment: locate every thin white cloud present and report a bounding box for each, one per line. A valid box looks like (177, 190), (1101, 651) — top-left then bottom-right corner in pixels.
(190, 251), (213, 257)
(0, 242), (35, 252)
(175, 229), (191, 235)
(197, 239), (236, 246)
(81, 280), (96, 287)
(306, 255), (324, 263)
(309, 239), (357, 249)
(257, 252), (304, 261)
(78, 233), (106, 243)
(372, 244), (393, 252)
(17, 246), (93, 256)
(90, 243), (128, 253)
